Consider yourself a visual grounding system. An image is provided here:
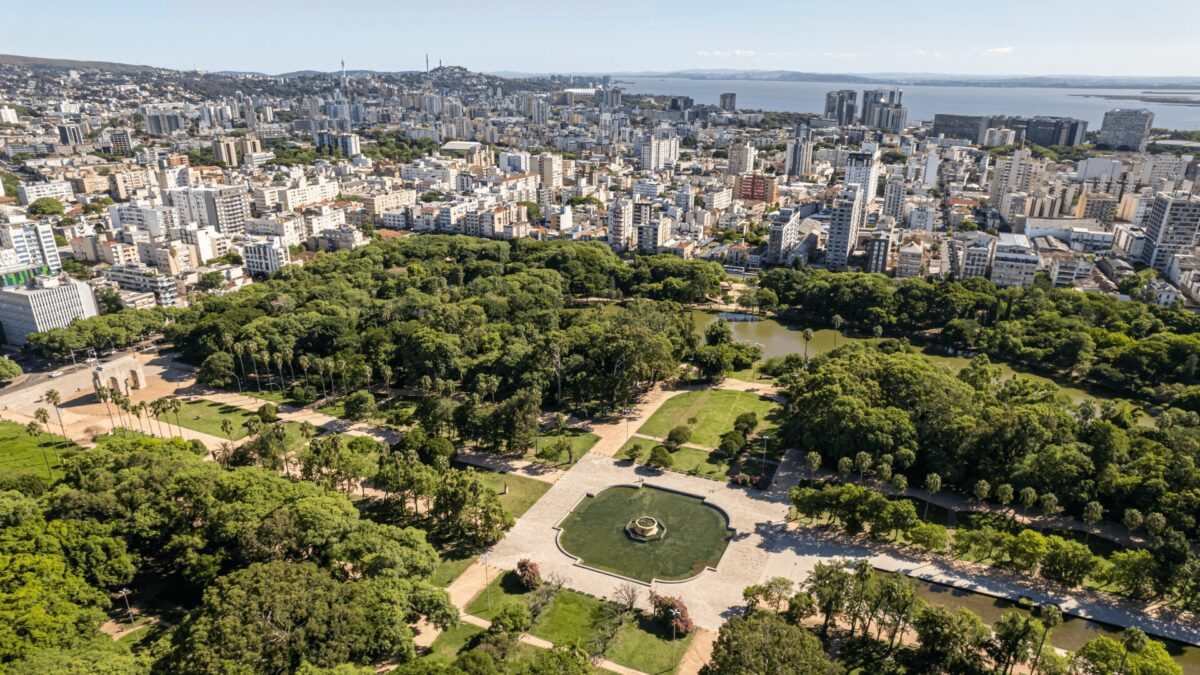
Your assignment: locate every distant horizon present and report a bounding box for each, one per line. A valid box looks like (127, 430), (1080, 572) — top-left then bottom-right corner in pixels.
(2, 0), (1196, 77)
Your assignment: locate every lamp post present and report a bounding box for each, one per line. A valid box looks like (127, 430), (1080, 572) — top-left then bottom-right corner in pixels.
(483, 553), (491, 613)
(230, 373), (243, 394)
(116, 588), (133, 624)
(761, 433), (770, 490)
(669, 607), (680, 666)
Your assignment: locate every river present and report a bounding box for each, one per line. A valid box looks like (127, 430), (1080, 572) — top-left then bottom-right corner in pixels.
(618, 76), (1200, 130)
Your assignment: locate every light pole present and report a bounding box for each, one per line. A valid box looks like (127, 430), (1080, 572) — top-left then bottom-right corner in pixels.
(761, 433), (770, 490)
(116, 588), (133, 624)
(669, 607), (680, 666)
(231, 373), (243, 395)
(483, 553), (491, 613)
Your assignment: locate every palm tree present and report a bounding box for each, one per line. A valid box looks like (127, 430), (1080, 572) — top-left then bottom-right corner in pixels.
(336, 359), (348, 397)
(299, 355), (312, 391)
(45, 389), (67, 440)
(272, 352), (285, 392)
(802, 328), (814, 359)
(243, 417), (262, 439)
(96, 386), (117, 434)
(25, 420), (52, 477)
(323, 358), (337, 398)
(232, 341), (248, 379)
(1118, 628), (1148, 675)
(33, 407), (50, 435)
(133, 402), (149, 435)
(1029, 605), (1062, 674)
(832, 314), (844, 348)
(221, 418), (234, 442)
(248, 348), (263, 393)
(281, 346), (296, 383)
(147, 399), (163, 436)
(168, 397), (183, 436)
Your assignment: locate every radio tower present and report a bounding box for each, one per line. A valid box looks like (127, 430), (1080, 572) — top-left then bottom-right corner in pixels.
(340, 59), (347, 90)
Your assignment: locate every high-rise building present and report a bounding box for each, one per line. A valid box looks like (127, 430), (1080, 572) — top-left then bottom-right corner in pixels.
(860, 89), (904, 129)
(767, 207), (804, 264)
(57, 123), (84, 145)
(882, 179), (906, 220)
(536, 154), (563, 189)
(213, 137), (239, 167)
(733, 173), (778, 205)
(109, 129), (133, 155)
(990, 233), (1040, 287)
(844, 150), (881, 201)
(607, 199), (634, 251)
(601, 86), (622, 108)
(169, 185), (251, 236)
(784, 135), (814, 178)
(0, 222), (61, 273)
(865, 230), (894, 274)
(1098, 109), (1154, 151)
(824, 90), (857, 126)
(825, 187), (862, 271)
(314, 131), (361, 157)
(719, 93), (737, 111)
(1142, 192), (1200, 273)
(727, 143), (757, 174)
(637, 133), (679, 171)
(989, 148), (1044, 204)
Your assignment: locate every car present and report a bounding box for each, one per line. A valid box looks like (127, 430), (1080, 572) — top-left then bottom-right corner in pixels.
(48, 371), (65, 378)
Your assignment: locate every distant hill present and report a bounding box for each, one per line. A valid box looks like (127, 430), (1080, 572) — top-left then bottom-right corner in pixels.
(0, 53), (161, 74)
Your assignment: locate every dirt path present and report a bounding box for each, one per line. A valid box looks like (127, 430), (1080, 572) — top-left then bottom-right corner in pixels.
(676, 629), (717, 675)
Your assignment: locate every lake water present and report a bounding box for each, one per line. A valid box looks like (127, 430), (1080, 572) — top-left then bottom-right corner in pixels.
(692, 310), (1106, 406)
(619, 76), (1200, 130)
(908, 578), (1199, 670)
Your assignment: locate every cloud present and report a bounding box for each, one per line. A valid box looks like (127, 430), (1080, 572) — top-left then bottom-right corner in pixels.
(914, 48), (942, 58)
(697, 49), (757, 58)
(820, 51), (858, 59)
(983, 46), (1016, 55)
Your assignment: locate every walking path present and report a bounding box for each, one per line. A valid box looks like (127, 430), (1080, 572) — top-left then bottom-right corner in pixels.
(485, 452), (1200, 646)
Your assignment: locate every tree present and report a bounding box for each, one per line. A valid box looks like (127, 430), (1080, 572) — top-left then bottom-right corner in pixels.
(0, 357), (22, 383)
(648, 592), (693, 636)
(44, 389), (66, 439)
(923, 473), (941, 520)
(802, 328), (814, 359)
(973, 479), (991, 503)
(26, 197), (64, 216)
(805, 560), (852, 637)
(198, 352), (236, 387)
(1019, 486), (1038, 515)
(526, 645), (590, 675)
(666, 425), (692, 448)
(805, 451), (821, 476)
(908, 522), (949, 553)
(1123, 508), (1144, 533)
(700, 611), (839, 675)
(342, 390), (378, 422)
(912, 606), (989, 673)
(832, 314), (844, 347)
(647, 445), (674, 470)
(257, 402), (279, 423)
(988, 611), (1041, 675)
(1040, 536), (1097, 587)
(1029, 605), (1063, 674)
(1071, 632), (1180, 675)
(516, 559), (541, 590)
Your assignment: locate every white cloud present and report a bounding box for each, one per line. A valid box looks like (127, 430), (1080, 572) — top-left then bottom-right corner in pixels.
(697, 49), (757, 58)
(914, 48), (942, 58)
(983, 46), (1016, 55)
(820, 51), (859, 59)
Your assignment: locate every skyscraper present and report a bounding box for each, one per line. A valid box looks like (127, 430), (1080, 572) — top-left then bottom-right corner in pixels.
(844, 150), (881, 201)
(0, 222), (61, 273)
(1141, 192), (1200, 273)
(719, 93), (736, 111)
(824, 90), (857, 126)
(825, 187), (862, 271)
(1098, 109), (1154, 151)
(213, 137), (239, 167)
(784, 136), (813, 178)
(727, 143), (757, 174)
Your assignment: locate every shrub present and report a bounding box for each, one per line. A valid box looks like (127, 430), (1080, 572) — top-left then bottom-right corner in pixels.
(647, 445), (674, 469)
(516, 559), (541, 590)
(649, 592), (694, 636)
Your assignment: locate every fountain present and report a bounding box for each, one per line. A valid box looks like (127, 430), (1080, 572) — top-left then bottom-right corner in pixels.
(626, 515), (665, 541)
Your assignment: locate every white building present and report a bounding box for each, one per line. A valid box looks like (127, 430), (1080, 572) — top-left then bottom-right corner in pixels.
(244, 238), (291, 276)
(990, 233), (1040, 287)
(17, 181), (74, 206)
(1142, 192), (1200, 273)
(0, 275), (97, 345)
(825, 188), (862, 271)
(0, 222), (61, 273)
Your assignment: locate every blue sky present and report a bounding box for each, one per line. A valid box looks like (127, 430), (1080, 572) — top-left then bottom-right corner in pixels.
(4, 0), (1197, 76)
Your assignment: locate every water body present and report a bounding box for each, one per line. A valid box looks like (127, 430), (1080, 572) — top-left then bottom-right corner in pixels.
(692, 311), (1101, 405)
(619, 76), (1200, 130)
(908, 578), (1199, 670)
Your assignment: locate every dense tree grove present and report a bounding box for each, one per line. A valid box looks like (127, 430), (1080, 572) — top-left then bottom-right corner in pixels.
(759, 267), (1200, 403)
(0, 436), (455, 671)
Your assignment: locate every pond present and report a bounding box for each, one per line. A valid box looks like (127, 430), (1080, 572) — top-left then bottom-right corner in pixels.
(692, 310), (1115, 406)
(908, 577), (1199, 670)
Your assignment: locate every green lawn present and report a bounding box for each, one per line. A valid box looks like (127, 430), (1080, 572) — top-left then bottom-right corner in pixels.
(473, 468), (551, 518)
(638, 389), (777, 448)
(466, 570), (529, 622)
(607, 614), (695, 674)
(158, 399), (259, 440)
(529, 428), (600, 467)
(557, 485), (732, 582)
(431, 554), (478, 588)
(618, 439), (774, 484)
(0, 420), (74, 481)
(317, 394), (416, 425)
(425, 622), (485, 663)
(530, 590), (606, 646)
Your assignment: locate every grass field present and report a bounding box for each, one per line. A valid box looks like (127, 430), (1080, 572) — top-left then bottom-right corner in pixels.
(316, 394), (416, 425)
(618, 438), (776, 485)
(528, 428), (600, 467)
(608, 614), (695, 674)
(0, 420), (73, 481)
(158, 399), (259, 440)
(473, 468), (551, 518)
(638, 389), (777, 448)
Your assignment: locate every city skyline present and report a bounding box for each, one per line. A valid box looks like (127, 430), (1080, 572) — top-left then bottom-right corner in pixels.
(3, 0), (1198, 77)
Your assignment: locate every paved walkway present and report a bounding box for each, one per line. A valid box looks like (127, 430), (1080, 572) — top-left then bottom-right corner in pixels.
(485, 453), (1200, 647)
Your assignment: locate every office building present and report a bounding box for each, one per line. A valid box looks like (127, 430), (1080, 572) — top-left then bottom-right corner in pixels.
(844, 150), (881, 201)
(314, 131), (362, 157)
(825, 187), (862, 271)
(733, 173), (778, 205)
(169, 185), (251, 236)
(536, 153), (563, 189)
(784, 135), (813, 178)
(882, 179), (906, 220)
(767, 207), (804, 264)
(57, 123), (84, 145)
(1142, 192), (1200, 273)
(719, 92), (737, 111)
(865, 230), (894, 274)
(824, 90), (857, 126)
(109, 129), (134, 155)
(1098, 109), (1154, 151)
(932, 114), (988, 143)
(104, 262), (182, 307)
(0, 275), (97, 345)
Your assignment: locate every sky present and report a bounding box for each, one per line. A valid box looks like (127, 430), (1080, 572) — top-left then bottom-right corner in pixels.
(3, 0), (1198, 77)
